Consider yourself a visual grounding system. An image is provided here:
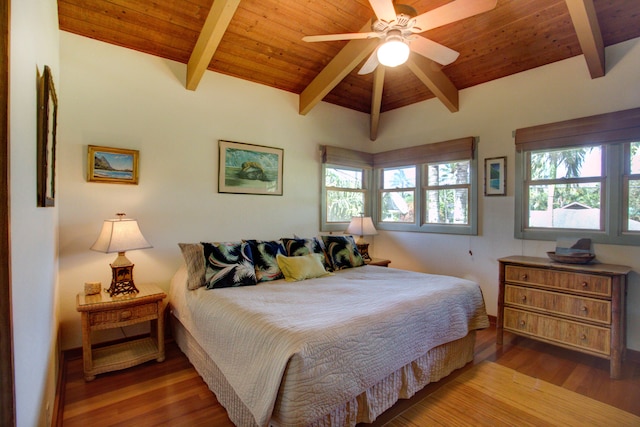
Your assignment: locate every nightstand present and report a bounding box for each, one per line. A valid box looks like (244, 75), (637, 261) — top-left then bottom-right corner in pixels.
(76, 283), (167, 381)
(366, 258), (391, 267)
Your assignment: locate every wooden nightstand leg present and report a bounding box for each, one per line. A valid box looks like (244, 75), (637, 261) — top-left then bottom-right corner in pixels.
(81, 313), (95, 381)
(156, 301), (165, 362)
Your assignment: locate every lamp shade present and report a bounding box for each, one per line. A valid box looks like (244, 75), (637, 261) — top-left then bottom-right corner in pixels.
(346, 216), (378, 237)
(377, 34), (410, 67)
(90, 217), (152, 254)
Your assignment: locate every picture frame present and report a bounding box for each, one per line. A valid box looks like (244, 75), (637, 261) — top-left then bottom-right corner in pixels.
(218, 140), (283, 195)
(484, 156), (506, 196)
(87, 145), (139, 184)
(37, 65), (58, 207)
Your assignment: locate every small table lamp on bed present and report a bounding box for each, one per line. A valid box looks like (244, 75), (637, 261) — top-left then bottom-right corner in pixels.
(346, 215), (378, 261)
(90, 213), (152, 297)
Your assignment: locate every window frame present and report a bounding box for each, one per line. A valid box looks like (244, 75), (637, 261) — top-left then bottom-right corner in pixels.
(321, 163), (371, 233)
(514, 107), (640, 245)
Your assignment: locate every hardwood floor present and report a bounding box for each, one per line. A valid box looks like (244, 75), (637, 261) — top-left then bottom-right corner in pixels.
(60, 326), (640, 426)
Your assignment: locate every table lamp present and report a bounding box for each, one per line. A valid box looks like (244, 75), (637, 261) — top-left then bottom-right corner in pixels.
(346, 215), (378, 261)
(90, 213), (152, 296)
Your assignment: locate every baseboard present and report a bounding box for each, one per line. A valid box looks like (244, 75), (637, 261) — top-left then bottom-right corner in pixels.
(51, 349), (66, 427)
(627, 348), (640, 364)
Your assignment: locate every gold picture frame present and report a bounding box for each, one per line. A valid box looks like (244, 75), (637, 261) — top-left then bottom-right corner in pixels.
(37, 65), (58, 207)
(87, 145), (139, 184)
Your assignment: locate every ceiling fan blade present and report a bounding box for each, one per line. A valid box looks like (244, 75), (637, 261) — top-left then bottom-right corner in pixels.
(358, 50), (380, 75)
(410, 36), (459, 66)
(303, 32), (380, 42)
(368, 0), (397, 23)
(412, 0), (497, 33)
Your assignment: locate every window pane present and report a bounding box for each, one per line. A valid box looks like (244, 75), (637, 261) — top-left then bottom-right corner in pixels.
(528, 182), (601, 229)
(326, 190), (364, 222)
(628, 179), (640, 230)
(427, 161), (470, 186)
(530, 146), (602, 180)
(325, 167), (362, 189)
(383, 167), (416, 189)
(630, 142), (640, 174)
(381, 191), (414, 222)
(426, 188), (468, 224)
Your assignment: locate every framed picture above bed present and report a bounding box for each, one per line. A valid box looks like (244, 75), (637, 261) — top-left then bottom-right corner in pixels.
(219, 140), (283, 196)
(87, 145), (139, 185)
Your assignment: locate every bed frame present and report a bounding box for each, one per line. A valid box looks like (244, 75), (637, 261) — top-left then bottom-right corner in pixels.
(171, 312), (477, 427)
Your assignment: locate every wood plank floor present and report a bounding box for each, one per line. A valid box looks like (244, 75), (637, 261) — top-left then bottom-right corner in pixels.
(60, 326), (640, 426)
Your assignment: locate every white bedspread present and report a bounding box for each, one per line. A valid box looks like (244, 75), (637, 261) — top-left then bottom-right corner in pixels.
(169, 265), (489, 427)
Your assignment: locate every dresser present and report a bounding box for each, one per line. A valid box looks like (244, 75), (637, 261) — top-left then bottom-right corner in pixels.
(497, 256), (631, 379)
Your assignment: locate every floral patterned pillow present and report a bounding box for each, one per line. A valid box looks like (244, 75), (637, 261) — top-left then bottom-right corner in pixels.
(245, 240), (286, 282)
(201, 241), (257, 289)
(281, 237), (332, 271)
(321, 235), (364, 270)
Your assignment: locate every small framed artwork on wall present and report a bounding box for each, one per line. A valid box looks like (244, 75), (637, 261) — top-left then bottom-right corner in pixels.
(37, 65), (58, 207)
(218, 140), (283, 195)
(87, 145), (139, 184)
(485, 156), (506, 196)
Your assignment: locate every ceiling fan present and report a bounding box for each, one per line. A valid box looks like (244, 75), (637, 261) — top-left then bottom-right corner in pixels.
(303, 0), (497, 74)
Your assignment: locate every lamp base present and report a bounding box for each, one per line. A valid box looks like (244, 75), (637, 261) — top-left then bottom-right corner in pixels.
(356, 243), (371, 261)
(107, 264), (139, 297)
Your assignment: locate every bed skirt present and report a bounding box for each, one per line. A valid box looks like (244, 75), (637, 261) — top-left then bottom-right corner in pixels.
(171, 312), (476, 427)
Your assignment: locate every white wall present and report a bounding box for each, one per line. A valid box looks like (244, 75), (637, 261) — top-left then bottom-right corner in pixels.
(57, 32), (372, 349)
(372, 37), (640, 349)
(58, 30), (640, 357)
(10, 0), (60, 425)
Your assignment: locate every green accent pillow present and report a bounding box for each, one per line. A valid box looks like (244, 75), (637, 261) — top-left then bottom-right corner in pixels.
(276, 253), (332, 282)
(321, 235), (365, 270)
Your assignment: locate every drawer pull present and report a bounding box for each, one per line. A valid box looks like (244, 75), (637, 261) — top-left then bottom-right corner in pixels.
(120, 310), (132, 320)
(581, 281), (589, 288)
(521, 295), (527, 302)
(519, 320), (526, 327)
(580, 306), (588, 312)
(580, 334), (587, 340)
(521, 274), (528, 280)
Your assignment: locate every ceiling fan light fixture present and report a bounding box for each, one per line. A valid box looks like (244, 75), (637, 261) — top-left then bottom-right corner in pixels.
(377, 34), (410, 67)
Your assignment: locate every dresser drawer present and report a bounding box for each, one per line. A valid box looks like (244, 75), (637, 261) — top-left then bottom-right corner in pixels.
(503, 307), (610, 356)
(89, 302), (159, 328)
(504, 285), (611, 325)
(504, 265), (611, 297)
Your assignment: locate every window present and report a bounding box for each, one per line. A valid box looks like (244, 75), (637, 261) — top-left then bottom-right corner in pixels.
(324, 166), (365, 222)
(320, 146), (373, 232)
(515, 107), (640, 245)
(380, 166), (415, 223)
(374, 137), (478, 235)
(425, 160), (471, 225)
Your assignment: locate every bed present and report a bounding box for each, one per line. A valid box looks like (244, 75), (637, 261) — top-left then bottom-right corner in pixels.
(169, 240), (489, 427)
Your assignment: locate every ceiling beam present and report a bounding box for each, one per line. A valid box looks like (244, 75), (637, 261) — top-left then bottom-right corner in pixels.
(186, 0), (241, 91)
(406, 55), (459, 113)
(370, 66), (385, 141)
(299, 23), (378, 115)
(565, 0), (605, 78)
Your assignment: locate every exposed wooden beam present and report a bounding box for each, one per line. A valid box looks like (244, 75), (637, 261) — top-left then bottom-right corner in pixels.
(299, 23), (378, 115)
(565, 0), (605, 78)
(406, 55), (458, 112)
(186, 0), (241, 91)
(370, 66), (385, 141)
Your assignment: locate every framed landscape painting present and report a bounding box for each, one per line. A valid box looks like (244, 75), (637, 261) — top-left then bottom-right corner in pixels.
(87, 145), (139, 184)
(485, 156), (506, 196)
(219, 140), (283, 195)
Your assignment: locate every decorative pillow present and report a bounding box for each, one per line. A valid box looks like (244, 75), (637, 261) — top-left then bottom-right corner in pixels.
(321, 235), (365, 270)
(281, 237), (332, 271)
(245, 240), (286, 282)
(178, 243), (206, 290)
(201, 242), (257, 289)
(276, 253), (331, 282)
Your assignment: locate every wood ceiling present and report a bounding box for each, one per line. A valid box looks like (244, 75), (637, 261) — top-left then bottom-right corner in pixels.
(58, 0), (640, 138)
